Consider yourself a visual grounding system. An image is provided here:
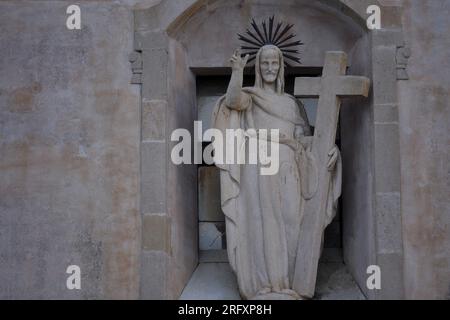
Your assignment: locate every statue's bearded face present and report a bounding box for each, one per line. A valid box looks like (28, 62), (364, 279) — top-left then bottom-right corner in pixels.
(260, 47), (280, 84)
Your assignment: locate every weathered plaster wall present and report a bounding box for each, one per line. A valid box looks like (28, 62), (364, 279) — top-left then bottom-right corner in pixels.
(0, 1), (150, 298)
(399, 0), (450, 300)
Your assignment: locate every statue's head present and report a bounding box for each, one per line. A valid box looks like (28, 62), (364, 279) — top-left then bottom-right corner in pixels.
(239, 17), (302, 94)
(255, 45), (285, 94)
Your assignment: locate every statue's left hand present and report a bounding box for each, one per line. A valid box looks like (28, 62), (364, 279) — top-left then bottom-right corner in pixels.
(327, 145), (339, 171)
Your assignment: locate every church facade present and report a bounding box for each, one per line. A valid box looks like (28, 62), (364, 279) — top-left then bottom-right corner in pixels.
(0, 0), (449, 300)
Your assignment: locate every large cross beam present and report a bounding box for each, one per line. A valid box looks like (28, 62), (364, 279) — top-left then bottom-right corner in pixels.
(293, 51), (370, 298)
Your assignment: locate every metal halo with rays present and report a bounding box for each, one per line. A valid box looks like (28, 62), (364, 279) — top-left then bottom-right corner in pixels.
(238, 15), (303, 67)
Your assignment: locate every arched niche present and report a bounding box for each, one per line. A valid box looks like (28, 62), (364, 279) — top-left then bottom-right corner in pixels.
(133, 0), (406, 300)
(170, 0), (364, 68)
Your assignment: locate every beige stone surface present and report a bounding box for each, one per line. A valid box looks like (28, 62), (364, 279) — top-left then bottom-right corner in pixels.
(165, 38), (198, 299)
(142, 100), (166, 141)
(398, 2), (450, 299)
(142, 214), (170, 252)
(0, 0), (142, 299)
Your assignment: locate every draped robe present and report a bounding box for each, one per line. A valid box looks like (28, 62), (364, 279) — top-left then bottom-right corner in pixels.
(211, 87), (341, 299)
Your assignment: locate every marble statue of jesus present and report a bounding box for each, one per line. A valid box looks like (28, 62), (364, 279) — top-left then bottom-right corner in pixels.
(211, 45), (342, 300)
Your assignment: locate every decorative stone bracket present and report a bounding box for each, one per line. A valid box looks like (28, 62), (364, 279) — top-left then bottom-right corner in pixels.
(396, 45), (411, 80)
(129, 50), (143, 84)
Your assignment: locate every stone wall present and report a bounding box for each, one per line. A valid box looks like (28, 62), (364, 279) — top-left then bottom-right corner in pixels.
(399, 0), (450, 300)
(0, 0), (153, 299)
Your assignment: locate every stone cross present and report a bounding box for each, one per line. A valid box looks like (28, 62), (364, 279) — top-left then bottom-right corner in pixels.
(293, 51), (370, 297)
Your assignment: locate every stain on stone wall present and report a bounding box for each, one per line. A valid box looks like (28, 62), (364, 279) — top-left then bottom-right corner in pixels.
(399, 0), (450, 300)
(0, 1), (142, 299)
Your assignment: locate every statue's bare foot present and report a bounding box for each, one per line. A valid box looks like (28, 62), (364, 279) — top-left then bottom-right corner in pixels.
(250, 288), (303, 300)
(256, 287), (271, 295)
(279, 289), (304, 300)
(250, 288), (274, 300)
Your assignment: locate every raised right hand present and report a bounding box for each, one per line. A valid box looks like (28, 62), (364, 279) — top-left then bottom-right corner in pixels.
(230, 48), (249, 72)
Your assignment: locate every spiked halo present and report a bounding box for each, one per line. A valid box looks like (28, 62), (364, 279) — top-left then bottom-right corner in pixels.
(238, 15), (303, 67)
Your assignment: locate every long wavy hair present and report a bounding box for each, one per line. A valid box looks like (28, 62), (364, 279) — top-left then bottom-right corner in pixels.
(254, 45), (285, 95)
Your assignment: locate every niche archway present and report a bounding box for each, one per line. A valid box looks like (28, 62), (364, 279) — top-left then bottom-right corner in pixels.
(133, 0), (406, 299)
